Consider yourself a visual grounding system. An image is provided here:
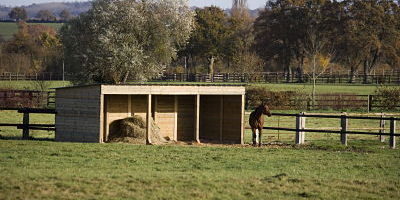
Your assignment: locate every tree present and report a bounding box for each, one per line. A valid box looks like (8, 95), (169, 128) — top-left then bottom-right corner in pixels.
(8, 7), (27, 21)
(254, 0), (307, 82)
(36, 10), (57, 21)
(60, 0), (194, 84)
(348, 0), (400, 83)
(228, 0), (263, 73)
(2, 21), (62, 73)
(59, 9), (72, 21)
(184, 7), (230, 75)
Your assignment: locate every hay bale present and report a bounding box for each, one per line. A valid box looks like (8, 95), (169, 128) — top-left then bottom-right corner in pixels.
(108, 115), (171, 145)
(108, 115), (146, 143)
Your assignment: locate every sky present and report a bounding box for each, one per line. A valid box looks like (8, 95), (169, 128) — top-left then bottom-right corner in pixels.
(0, 0), (267, 9)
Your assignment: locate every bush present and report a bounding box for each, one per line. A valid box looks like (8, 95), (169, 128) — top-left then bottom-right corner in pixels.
(374, 86), (400, 110)
(246, 87), (303, 110)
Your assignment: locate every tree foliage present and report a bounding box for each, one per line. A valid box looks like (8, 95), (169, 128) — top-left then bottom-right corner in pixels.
(8, 7), (27, 21)
(60, 0), (194, 84)
(185, 6), (230, 74)
(36, 10), (57, 21)
(59, 9), (72, 21)
(254, 0), (400, 82)
(1, 21), (62, 73)
(181, 4), (262, 74)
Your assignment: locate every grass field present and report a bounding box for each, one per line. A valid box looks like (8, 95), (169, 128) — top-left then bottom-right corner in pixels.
(0, 80), (390, 95)
(0, 139), (399, 199)
(251, 83), (384, 95)
(152, 81), (386, 95)
(0, 22), (64, 40)
(1, 106), (400, 199)
(0, 81), (70, 90)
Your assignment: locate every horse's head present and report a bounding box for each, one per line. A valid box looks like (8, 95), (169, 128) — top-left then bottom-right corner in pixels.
(258, 103), (272, 117)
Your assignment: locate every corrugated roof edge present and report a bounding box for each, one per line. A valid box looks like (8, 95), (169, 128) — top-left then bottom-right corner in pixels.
(53, 83), (248, 90)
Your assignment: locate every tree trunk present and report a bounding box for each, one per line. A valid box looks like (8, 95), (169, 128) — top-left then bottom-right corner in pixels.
(122, 70), (130, 84)
(312, 55), (317, 109)
(348, 66), (356, 83)
(208, 55), (215, 75)
(297, 66), (304, 83)
(363, 60), (369, 84)
(284, 64), (292, 83)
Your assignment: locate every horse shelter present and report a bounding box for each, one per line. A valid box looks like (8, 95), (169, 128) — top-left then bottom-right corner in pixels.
(55, 84), (246, 144)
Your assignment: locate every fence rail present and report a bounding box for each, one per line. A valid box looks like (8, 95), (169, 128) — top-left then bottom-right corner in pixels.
(157, 71), (400, 84)
(260, 112), (398, 149)
(0, 90), (49, 108)
(1, 70), (400, 84)
(0, 108), (56, 139)
(250, 94), (400, 111)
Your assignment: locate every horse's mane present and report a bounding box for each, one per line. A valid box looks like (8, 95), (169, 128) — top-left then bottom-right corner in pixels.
(254, 105), (264, 116)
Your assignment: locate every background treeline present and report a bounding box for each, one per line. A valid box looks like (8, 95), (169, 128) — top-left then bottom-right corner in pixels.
(0, 2), (91, 21)
(0, 21), (62, 74)
(0, 0), (399, 83)
(176, 0), (400, 84)
(6, 6), (73, 22)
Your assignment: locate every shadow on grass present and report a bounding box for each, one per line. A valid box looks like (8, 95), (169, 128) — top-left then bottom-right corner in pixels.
(258, 139), (387, 153)
(0, 135), (54, 142)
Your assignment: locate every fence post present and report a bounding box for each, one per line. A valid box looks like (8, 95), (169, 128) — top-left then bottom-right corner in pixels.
(340, 113), (348, 146)
(295, 112), (306, 144)
(367, 95), (373, 112)
(22, 112), (30, 139)
(389, 118), (396, 149)
(379, 114), (386, 142)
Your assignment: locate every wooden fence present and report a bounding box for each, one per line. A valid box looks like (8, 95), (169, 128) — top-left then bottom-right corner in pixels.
(157, 71), (400, 84)
(263, 94), (400, 111)
(0, 72), (65, 81)
(2, 70), (400, 84)
(0, 108), (56, 139)
(0, 90), (49, 108)
(262, 113), (399, 149)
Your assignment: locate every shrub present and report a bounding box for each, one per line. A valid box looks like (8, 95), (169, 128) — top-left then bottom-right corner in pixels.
(374, 86), (400, 110)
(246, 86), (302, 110)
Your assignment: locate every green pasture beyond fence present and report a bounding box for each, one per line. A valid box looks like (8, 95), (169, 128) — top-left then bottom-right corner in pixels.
(0, 90), (398, 112)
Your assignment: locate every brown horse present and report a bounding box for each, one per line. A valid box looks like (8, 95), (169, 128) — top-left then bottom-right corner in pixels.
(249, 103), (272, 146)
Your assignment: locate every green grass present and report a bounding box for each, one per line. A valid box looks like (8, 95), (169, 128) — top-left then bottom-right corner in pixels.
(0, 81), (70, 90)
(0, 140), (399, 199)
(0, 81), (385, 95)
(251, 83), (384, 95)
(1, 111), (399, 199)
(0, 22), (64, 40)
(149, 81), (387, 95)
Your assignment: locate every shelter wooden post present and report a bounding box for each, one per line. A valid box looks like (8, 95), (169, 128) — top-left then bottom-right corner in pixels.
(389, 118), (396, 149)
(219, 96), (224, 143)
(195, 94), (200, 143)
(174, 96), (178, 141)
(240, 94), (245, 145)
(146, 94), (152, 145)
(127, 95), (132, 117)
(22, 112), (29, 139)
(379, 114), (385, 142)
(295, 112), (306, 144)
(340, 113), (348, 146)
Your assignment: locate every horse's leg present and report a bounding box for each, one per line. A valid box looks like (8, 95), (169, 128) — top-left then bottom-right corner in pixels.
(251, 128), (257, 146)
(258, 127), (263, 147)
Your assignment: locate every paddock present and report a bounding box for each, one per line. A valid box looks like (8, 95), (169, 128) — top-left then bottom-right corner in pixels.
(55, 84), (245, 144)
